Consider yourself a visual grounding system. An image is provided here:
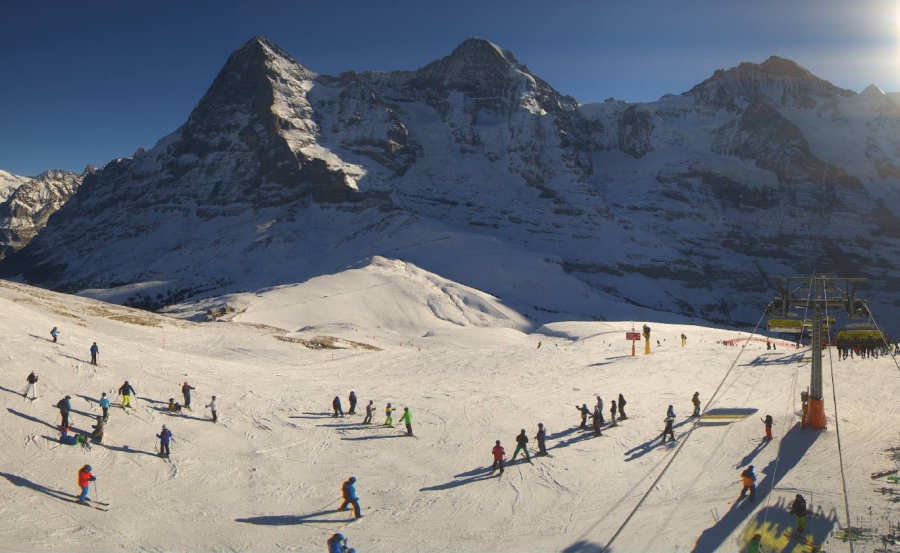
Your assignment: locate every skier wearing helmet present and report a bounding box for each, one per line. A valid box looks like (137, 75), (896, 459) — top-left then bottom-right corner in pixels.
(181, 382), (195, 410)
(338, 477), (362, 519)
(76, 464), (96, 504)
(157, 425), (173, 458)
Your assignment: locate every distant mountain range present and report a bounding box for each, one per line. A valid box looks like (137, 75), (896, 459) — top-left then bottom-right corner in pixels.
(3, 36), (900, 330)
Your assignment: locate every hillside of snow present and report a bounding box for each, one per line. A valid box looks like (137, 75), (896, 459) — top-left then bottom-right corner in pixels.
(1, 263), (899, 552)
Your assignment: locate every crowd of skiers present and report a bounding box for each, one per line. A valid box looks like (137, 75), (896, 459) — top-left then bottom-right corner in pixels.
(333, 393), (414, 436)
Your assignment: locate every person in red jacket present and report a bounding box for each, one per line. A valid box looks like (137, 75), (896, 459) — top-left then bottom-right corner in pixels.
(77, 464), (96, 504)
(491, 440), (505, 475)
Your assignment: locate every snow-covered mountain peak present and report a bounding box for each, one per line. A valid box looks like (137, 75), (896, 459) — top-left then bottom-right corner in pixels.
(414, 36), (529, 87)
(860, 83), (885, 99)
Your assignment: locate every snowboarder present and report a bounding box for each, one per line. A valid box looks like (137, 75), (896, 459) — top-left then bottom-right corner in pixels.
(118, 381), (135, 408)
(691, 392), (701, 417)
(595, 395), (605, 424)
(348, 391), (357, 415)
(575, 404), (591, 429)
(610, 400), (617, 425)
(592, 406), (603, 435)
(789, 493), (807, 533)
(206, 396), (217, 423)
(23, 371), (37, 399)
(50, 327), (59, 343)
(681, 333), (686, 347)
(384, 403), (394, 426)
(618, 393), (627, 419)
(661, 415), (675, 442)
(181, 382), (195, 410)
(89, 342), (99, 365)
(762, 414), (773, 439)
(491, 440), (505, 474)
(99, 393), (110, 421)
(333, 396), (344, 418)
(338, 477), (362, 519)
(90, 416), (105, 443)
(739, 465), (756, 502)
(400, 407), (413, 436)
(57, 395), (72, 432)
(76, 464), (96, 504)
(667, 404), (676, 419)
(535, 423), (548, 455)
(363, 400), (374, 424)
(157, 425), (172, 458)
(167, 398), (182, 413)
(511, 429), (532, 463)
(327, 533), (348, 553)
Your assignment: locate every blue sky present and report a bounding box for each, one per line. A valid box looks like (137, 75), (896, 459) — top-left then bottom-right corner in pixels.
(1, 0), (898, 176)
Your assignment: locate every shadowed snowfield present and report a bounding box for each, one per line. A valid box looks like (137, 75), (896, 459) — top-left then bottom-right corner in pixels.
(0, 258), (897, 552)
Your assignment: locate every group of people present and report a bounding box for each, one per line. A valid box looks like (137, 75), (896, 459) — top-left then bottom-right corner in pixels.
(333, 393), (414, 436)
(574, 393), (628, 436)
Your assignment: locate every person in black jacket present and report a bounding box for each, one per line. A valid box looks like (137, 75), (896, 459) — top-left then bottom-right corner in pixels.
(57, 396), (72, 431)
(182, 382), (195, 410)
(618, 393), (627, 420)
(789, 493), (807, 533)
(762, 414), (773, 440)
(535, 423), (548, 456)
(575, 404), (591, 429)
(660, 416), (675, 443)
(511, 429), (532, 463)
(610, 400), (618, 425)
(348, 391), (358, 415)
(23, 371), (38, 399)
(333, 396), (344, 418)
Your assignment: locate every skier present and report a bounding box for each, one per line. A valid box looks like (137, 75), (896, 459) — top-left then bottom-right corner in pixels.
(90, 416), (105, 443)
(157, 425), (173, 458)
(338, 477), (362, 519)
(400, 407), (413, 436)
(118, 381), (135, 409)
(575, 404), (591, 429)
(762, 414), (773, 439)
(167, 398), (182, 413)
(362, 400), (374, 424)
(618, 393), (627, 420)
(99, 392), (110, 421)
(57, 395), (72, 432)
(660, 415), (675, 442)
(789, 493), (807, 533)
(206, 396), (217, 423)
(739, 465), (756, 502)
(76, 464), (96, 504)
(491, 440), (505, 474)
(333, 396), (344, 418)
(691, 392), (701, 417)
(610, 400), (617, 425)
(667, 404), (676, 419)
(537, 341), (542, 349)
(595, 395), (605, 425)
(681, 333), (686, 347)
(23, 371), (38, 399)
(384, 403), (394, 426)
(50, 327), (59, 343)
(511, 429), (532, 463)
(89, 342), (99, 365)
(327, 533), (348, 553)
(181, 382), (195, 410)
(348, 391), (358, 415)
(535, 423), (548, 455)
(592, 406), (603, 436)
(766, 339), (772, 350)
(747, 533), (762, 553)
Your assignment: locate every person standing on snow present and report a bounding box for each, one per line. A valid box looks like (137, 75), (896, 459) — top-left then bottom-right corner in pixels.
(747, 533), (762, 553)
(333, 396), (344, 418)
(491, 440), (506, 474)
(592, 406), (604, 436)
(348, 391), (358, 415)
(535, 423), (548, 456)
(667, 404), (676, 419)
(739, 465), (756, 502)
(181, 382), (195, 410)
(157, 425), (173, 458)
(511, 429), (532, 463)
(76, 464), (96, 504)
(595, 396), (605, 425)
(206, 396), (217, 423)
(99, 392), (110, 421)
(384, 403), (394, 427)
(610, 400), (618, 425)
(89, 342), (99, 365)
(363, 400), (374, 424)
(50, 327), (59, 343)
(681, 333), (687, 347)
(57, 395), (72, 432)
(118, 381), (135, 408)
(762, 414), (773, 439)
(691, 392), (701, 417)
(789, 493), (807, 533)
(660, 415), (675, 443)
(23, 371), (38, 399)
(575, 404), (591, 429)
(618, 394), (627, 420)
(338, 477), (362, 519)
(400, 407), (413, 436)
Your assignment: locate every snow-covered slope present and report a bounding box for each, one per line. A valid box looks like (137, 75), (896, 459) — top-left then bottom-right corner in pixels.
(0, 169), (30, 202)
(0, 267), (896, 552)
(4, 38), (900, 331)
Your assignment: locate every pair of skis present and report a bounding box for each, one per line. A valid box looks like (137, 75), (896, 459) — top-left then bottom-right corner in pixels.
(73, 499), (109, 512)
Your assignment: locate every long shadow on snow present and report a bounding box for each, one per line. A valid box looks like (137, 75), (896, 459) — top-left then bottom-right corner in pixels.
(420, 466), (496, 491)
(7, 407), (58, 430)
(736, 495), (839, 552)
(56, 353), (92, 364)
(137, 396), (167, 405)
(691, 424), (819, 553)
(0, 471), (79, 503)
(236, 509), (352, 525)
(0, 385), (26, 397)
(149, 406), (209, 421)
(290, 412), (334, 419)
(316, 423), (377, 428)
(96, 443), (158, 457)
(28, 333), (53, 342)
(561, 541), (607, 553)
(341, 434), (405, 441)
(548, 427), (580, 440)
(733, 439), (772, 469)
(551, 430), (601, 451)
(741, 352), (806, 367)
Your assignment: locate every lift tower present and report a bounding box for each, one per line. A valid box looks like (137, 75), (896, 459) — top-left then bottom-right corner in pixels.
(766, 276), (869, 429)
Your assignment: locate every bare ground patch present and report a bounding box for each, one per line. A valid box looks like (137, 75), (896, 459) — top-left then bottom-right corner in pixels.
(275, 335), (381, 351)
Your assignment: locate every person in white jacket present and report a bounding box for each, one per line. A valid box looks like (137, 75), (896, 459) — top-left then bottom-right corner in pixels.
(206, 396), (218, 423)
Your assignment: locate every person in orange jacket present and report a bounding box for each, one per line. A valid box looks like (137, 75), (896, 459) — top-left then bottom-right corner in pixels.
(739, 465), (756, 502)
(491, 440), (505, 475)
(77, 464), (96, 504)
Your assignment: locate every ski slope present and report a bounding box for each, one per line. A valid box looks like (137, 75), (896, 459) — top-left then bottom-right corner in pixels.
(0, 260), (899, 552)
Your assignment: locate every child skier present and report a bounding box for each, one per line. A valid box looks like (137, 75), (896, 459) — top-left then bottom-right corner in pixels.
(338, 477), (362, 519)
(23, 371), (37, 399)
(575, 404), (591, 429)
(363, 400), (374, 424)
(535, 423), (548, 455)
(789, 493), (807, 533)
(739, 465), (756, 502)
(99, 392), (110, 421)
(491, 440), (505, 474)
(762, 414), (773, 439)
(90, 342), (99, 365)
(618, 393), (627, 419)
(348, 391), (357, 415)
(157, 425), (173, 458)
(206, 396), (217, 423)
(50, 327), (59, 343)
(384, 403), (394, 426)
(118, 381), (135, 408)
(90, 416), (105, 443)
(76, 464), (96, 504)
(333, 396), (344, 418)
(511, 429), (532, 463)
(691, 392), (701, 417)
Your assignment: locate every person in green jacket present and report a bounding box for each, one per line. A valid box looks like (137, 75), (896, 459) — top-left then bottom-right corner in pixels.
(400, 407), (413, 436)
(746, 533), (761, 553)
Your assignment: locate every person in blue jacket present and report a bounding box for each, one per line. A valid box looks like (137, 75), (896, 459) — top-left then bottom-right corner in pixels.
(50, 327), (59, 343)
(157, 425), (173, 458)
(327, 533), (348, 553)
(90, 342), (99, 365)
(99, 393), (111, 421)
(338, 477), (362, 519)
(57, 396), (72, 431)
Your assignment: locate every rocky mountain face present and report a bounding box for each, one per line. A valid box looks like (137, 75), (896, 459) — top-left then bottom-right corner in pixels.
(4, 37), (900, 330)
(0, 168), (92, 260)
